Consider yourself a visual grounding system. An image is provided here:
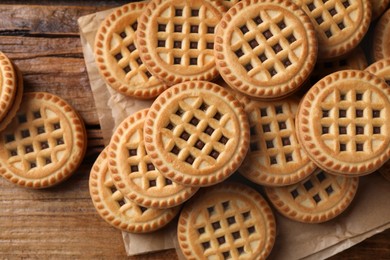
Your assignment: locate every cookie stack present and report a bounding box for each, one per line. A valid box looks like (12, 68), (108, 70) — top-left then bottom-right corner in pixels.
(91, 0), (390, 259)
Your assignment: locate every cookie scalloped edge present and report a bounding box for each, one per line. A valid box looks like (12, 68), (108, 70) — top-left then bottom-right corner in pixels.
(108, 108), (199, 208)
(0, 52), (17, 122)
(265, 170), (359, 223)
(94, 2), (168, 99)
(89, 147), (181, 233)
(144, 80), (250, 186)
(214, 0), (318, 99)
(0, 92), (87, 189)
(365, 58), (390, 76)
(296, 70), (390, 176)
(177, 182), (276, 259)
(136, 0), (226, 86)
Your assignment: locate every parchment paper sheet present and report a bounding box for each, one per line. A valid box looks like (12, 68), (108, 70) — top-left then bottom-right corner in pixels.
(78, 7), (390, 259)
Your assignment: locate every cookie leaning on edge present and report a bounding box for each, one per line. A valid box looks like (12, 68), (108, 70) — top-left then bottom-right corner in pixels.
(0, 52), (18, 123)
(296, 70), (390, 176)
(144, 81), (249, 187)
(94, 2), (168, 99)
(89, 147), (181, 233)
(108, 109), (198, 209)
(0, 92), (87, 188)
(178, 182), (276, 259)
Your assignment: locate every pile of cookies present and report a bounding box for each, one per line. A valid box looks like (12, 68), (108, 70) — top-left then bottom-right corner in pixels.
(90, 0), (390, 259)
(0, 52), (87, 189)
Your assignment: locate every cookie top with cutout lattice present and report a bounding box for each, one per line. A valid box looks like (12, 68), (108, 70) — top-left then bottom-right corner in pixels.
(0, 92), (87, 188)
(365, 58), (390, 85)
(89, 148), (181, 233)
(265, 169), (358, 223)
(239, 96), (317, 186)
(292, 0), (371, 58)
(296, 70), (390, 176)
(214, 0), (317, 99)
(108, 109), (198, 209)
(136, 0), (226, 86)
(94, 2), (168, 99)
(178, 182), (276, 260)
(144, 81), (249, 187)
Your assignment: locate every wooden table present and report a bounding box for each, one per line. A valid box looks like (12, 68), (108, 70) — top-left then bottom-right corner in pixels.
(0, 1), (389, 259)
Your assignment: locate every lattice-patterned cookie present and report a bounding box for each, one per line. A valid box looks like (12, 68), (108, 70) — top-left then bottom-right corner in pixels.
(178, 182), (276, 259)
(0, 92), (87, 188)
(365, 58), (390, 85)
(0, 63), (24, 131)
(89, 147), (181, 233)
(136, 0), (226, 85)
(108, 109), (198, 209)
(292, 0), (371, 59)
(370, 0), (390, 20)
(0, 52), (17, 123)
(373, 9), (390, 61)
(296, 70), (390, 176)
(239, 96), (317, 186)
(214, 0), (317, 100)
(94, 2), (167, 99)
(144, 81), (249, 187)
(265, 169), (358, 223)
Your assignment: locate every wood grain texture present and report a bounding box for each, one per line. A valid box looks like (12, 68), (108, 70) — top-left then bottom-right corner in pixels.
(0, 2), (388, 259)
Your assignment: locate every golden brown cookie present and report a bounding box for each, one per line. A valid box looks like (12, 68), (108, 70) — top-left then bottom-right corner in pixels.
(239, 95), (317, 186)
(108, 109), (198, 208)
(94, 2), (168, 99)
(265, 169), (359, 223)
(144, 81), (249, 187)
(365, 58), (390, 85)
(296, 70), (390, 176)
(221, 0), (241, 8)
(0, 52), (17, 123)
(370, 0), (390, 20)
(0, 92), (87, 188)
(0, 63), (24, 131)
(89, 147), (181, 233)
(178, 182), (276, 259)
(292, 0), (371, 59)
(214, 0), (318, 100)
(136, 0), (226, 85)
(373, 8), (390, 61)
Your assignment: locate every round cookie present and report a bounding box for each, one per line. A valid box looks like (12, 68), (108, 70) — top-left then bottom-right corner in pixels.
(0, 92), (87, 188)
(89, 147), (181, 233)
(292, 0), (371, 59)
(178, 182), (276, 259)
(144, 81), (249, 187)
(108, 109), (198, 209)
(214, 0), (317, 100)
(136, 0), (226, 85)
(94, 2), (168, 99)
(296, 70), (390, 176)
(373, 8), (390, 61)
(0, 52), (18, 123)
(265, 169), (359, 223)
(239, 95), (317, 186)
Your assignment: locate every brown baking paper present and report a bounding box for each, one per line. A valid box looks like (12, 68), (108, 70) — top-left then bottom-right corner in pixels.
(78, 7), (390, 258)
